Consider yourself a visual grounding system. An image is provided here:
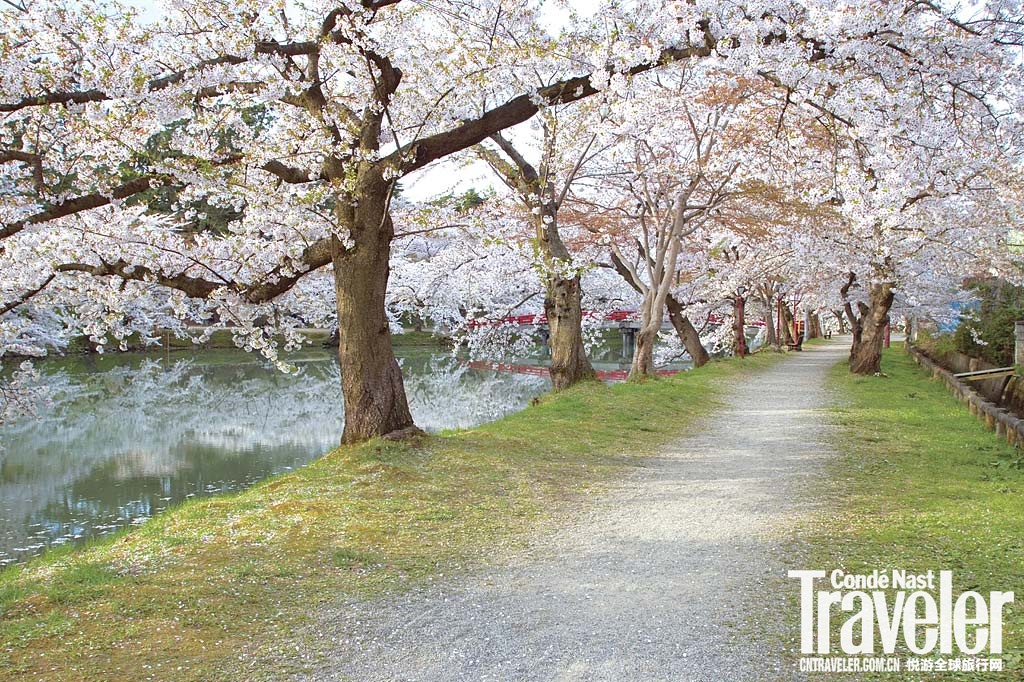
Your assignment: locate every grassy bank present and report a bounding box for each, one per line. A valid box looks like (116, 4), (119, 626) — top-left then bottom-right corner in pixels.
(799, 344), (1023, 679)
(0, 352), (780, 680)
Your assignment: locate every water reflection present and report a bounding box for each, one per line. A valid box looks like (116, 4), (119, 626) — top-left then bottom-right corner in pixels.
(0, 349), (549, 567)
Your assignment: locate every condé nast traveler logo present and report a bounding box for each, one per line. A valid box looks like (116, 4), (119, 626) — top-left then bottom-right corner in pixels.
(789, 569), (1015, 673)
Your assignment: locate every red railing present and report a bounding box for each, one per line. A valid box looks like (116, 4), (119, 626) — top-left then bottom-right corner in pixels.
(465, 310), (764, 329)
(466, 309), (643, 328)
(467, 360), (680, 382)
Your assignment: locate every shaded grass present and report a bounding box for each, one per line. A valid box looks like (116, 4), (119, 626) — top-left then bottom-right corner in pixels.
(798, 344), (1023, 679)
(1, 352), (781, 680)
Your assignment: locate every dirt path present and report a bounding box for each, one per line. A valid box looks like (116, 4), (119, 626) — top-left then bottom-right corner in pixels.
(300, 341), (849, 681)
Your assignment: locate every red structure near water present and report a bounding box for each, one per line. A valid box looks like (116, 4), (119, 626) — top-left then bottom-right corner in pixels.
(466, 309), (757, 329)
(467, 360), (680, 382)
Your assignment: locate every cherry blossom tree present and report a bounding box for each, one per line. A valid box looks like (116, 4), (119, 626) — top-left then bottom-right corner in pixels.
(1, 0), (724, 440)
(2, 0), (1023, 439)
(472, 99), (608, 389)
(573, 66), (821, 377)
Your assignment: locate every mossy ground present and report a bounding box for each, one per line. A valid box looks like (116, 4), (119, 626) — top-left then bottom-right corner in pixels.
(0, 352), (781, 680)
(796, 344), (1023, 680)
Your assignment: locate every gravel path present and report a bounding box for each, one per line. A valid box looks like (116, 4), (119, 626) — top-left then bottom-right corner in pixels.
(300, 340), (849, 681)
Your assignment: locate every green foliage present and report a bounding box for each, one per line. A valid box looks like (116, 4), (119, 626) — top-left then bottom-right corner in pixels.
(952, 280), (1024, 365)
(917, 327), (959, 357)
(428, 187), (491, 213)
(119, 107), (275, 235)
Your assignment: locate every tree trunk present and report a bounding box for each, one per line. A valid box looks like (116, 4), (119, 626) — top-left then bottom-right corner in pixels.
(610, 250), (707, 369)
(629, 284), (671, 381)
(849, 282), (895, 375)
(333, 176), (419, 443)
(666, 294), (710, 367)
(537, 207), (596, 390)
(630, 327), (657, 379)
(832, 309), (848, 334)
(761, 290), (782, 348)
(841, 272), (867, 361)
(848, 313), (864, 359)
(628, 272), (663, 381)
(765, 315), (778, 350)
(734, 296), (748, 357)
(780, 303), (796, 345)
(546, 273), (597, 389)
(476, 135), (596, 391)
(764, 310), (779, 350)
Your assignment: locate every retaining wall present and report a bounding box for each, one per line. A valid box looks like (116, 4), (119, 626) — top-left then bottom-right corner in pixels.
(907, 344), (1024, 448)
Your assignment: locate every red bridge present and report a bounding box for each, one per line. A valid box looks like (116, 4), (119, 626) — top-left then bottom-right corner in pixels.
(467, 309), (760, 329)
(466, 360), (681, 382)
(467, 309), (637, 328)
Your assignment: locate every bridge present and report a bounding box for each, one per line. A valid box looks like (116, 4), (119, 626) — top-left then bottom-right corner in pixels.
(467, 309), (764, 356)
(466, 360), (681, 382)
(467, 309), (766, 330)
(468, 309), (724, 329)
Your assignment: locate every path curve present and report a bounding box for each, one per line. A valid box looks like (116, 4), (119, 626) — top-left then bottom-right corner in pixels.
(301, 340), (849, 681)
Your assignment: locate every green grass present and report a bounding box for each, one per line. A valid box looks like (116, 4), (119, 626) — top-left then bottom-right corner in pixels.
(0, 352), (781, 680)
(797, 344), (1023, 679)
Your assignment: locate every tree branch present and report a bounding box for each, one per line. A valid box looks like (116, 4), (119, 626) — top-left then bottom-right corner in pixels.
(0, 274), (55, 315)
(0, 175), (167, 242)
(0, 157), (314, 244)
(56, 237), (333, 304)
(392, 41), (715, 174)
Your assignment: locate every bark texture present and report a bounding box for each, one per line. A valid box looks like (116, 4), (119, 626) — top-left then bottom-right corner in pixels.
(809, 313), (822, 339)
(763, 312), (779, 351)
(841, 272), (867, 365)
(610, 250), (709, 370)
(733, 296), (748, 358)
(779, 303), (796, 346)
(537, 205), (596, 390)
(632, 328), (657, 377)
(545, 272), (597, 389)
(333, 172), (419, 443)
(478, 134), (596, 390)
(848, 281), (895, 375)
(666, 294), (710, 367)
(755, 285), (781, 352)
(831, 309), (848, 334)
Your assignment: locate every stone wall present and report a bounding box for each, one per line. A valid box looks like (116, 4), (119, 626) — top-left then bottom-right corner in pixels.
(907, 345), (1024, 448)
